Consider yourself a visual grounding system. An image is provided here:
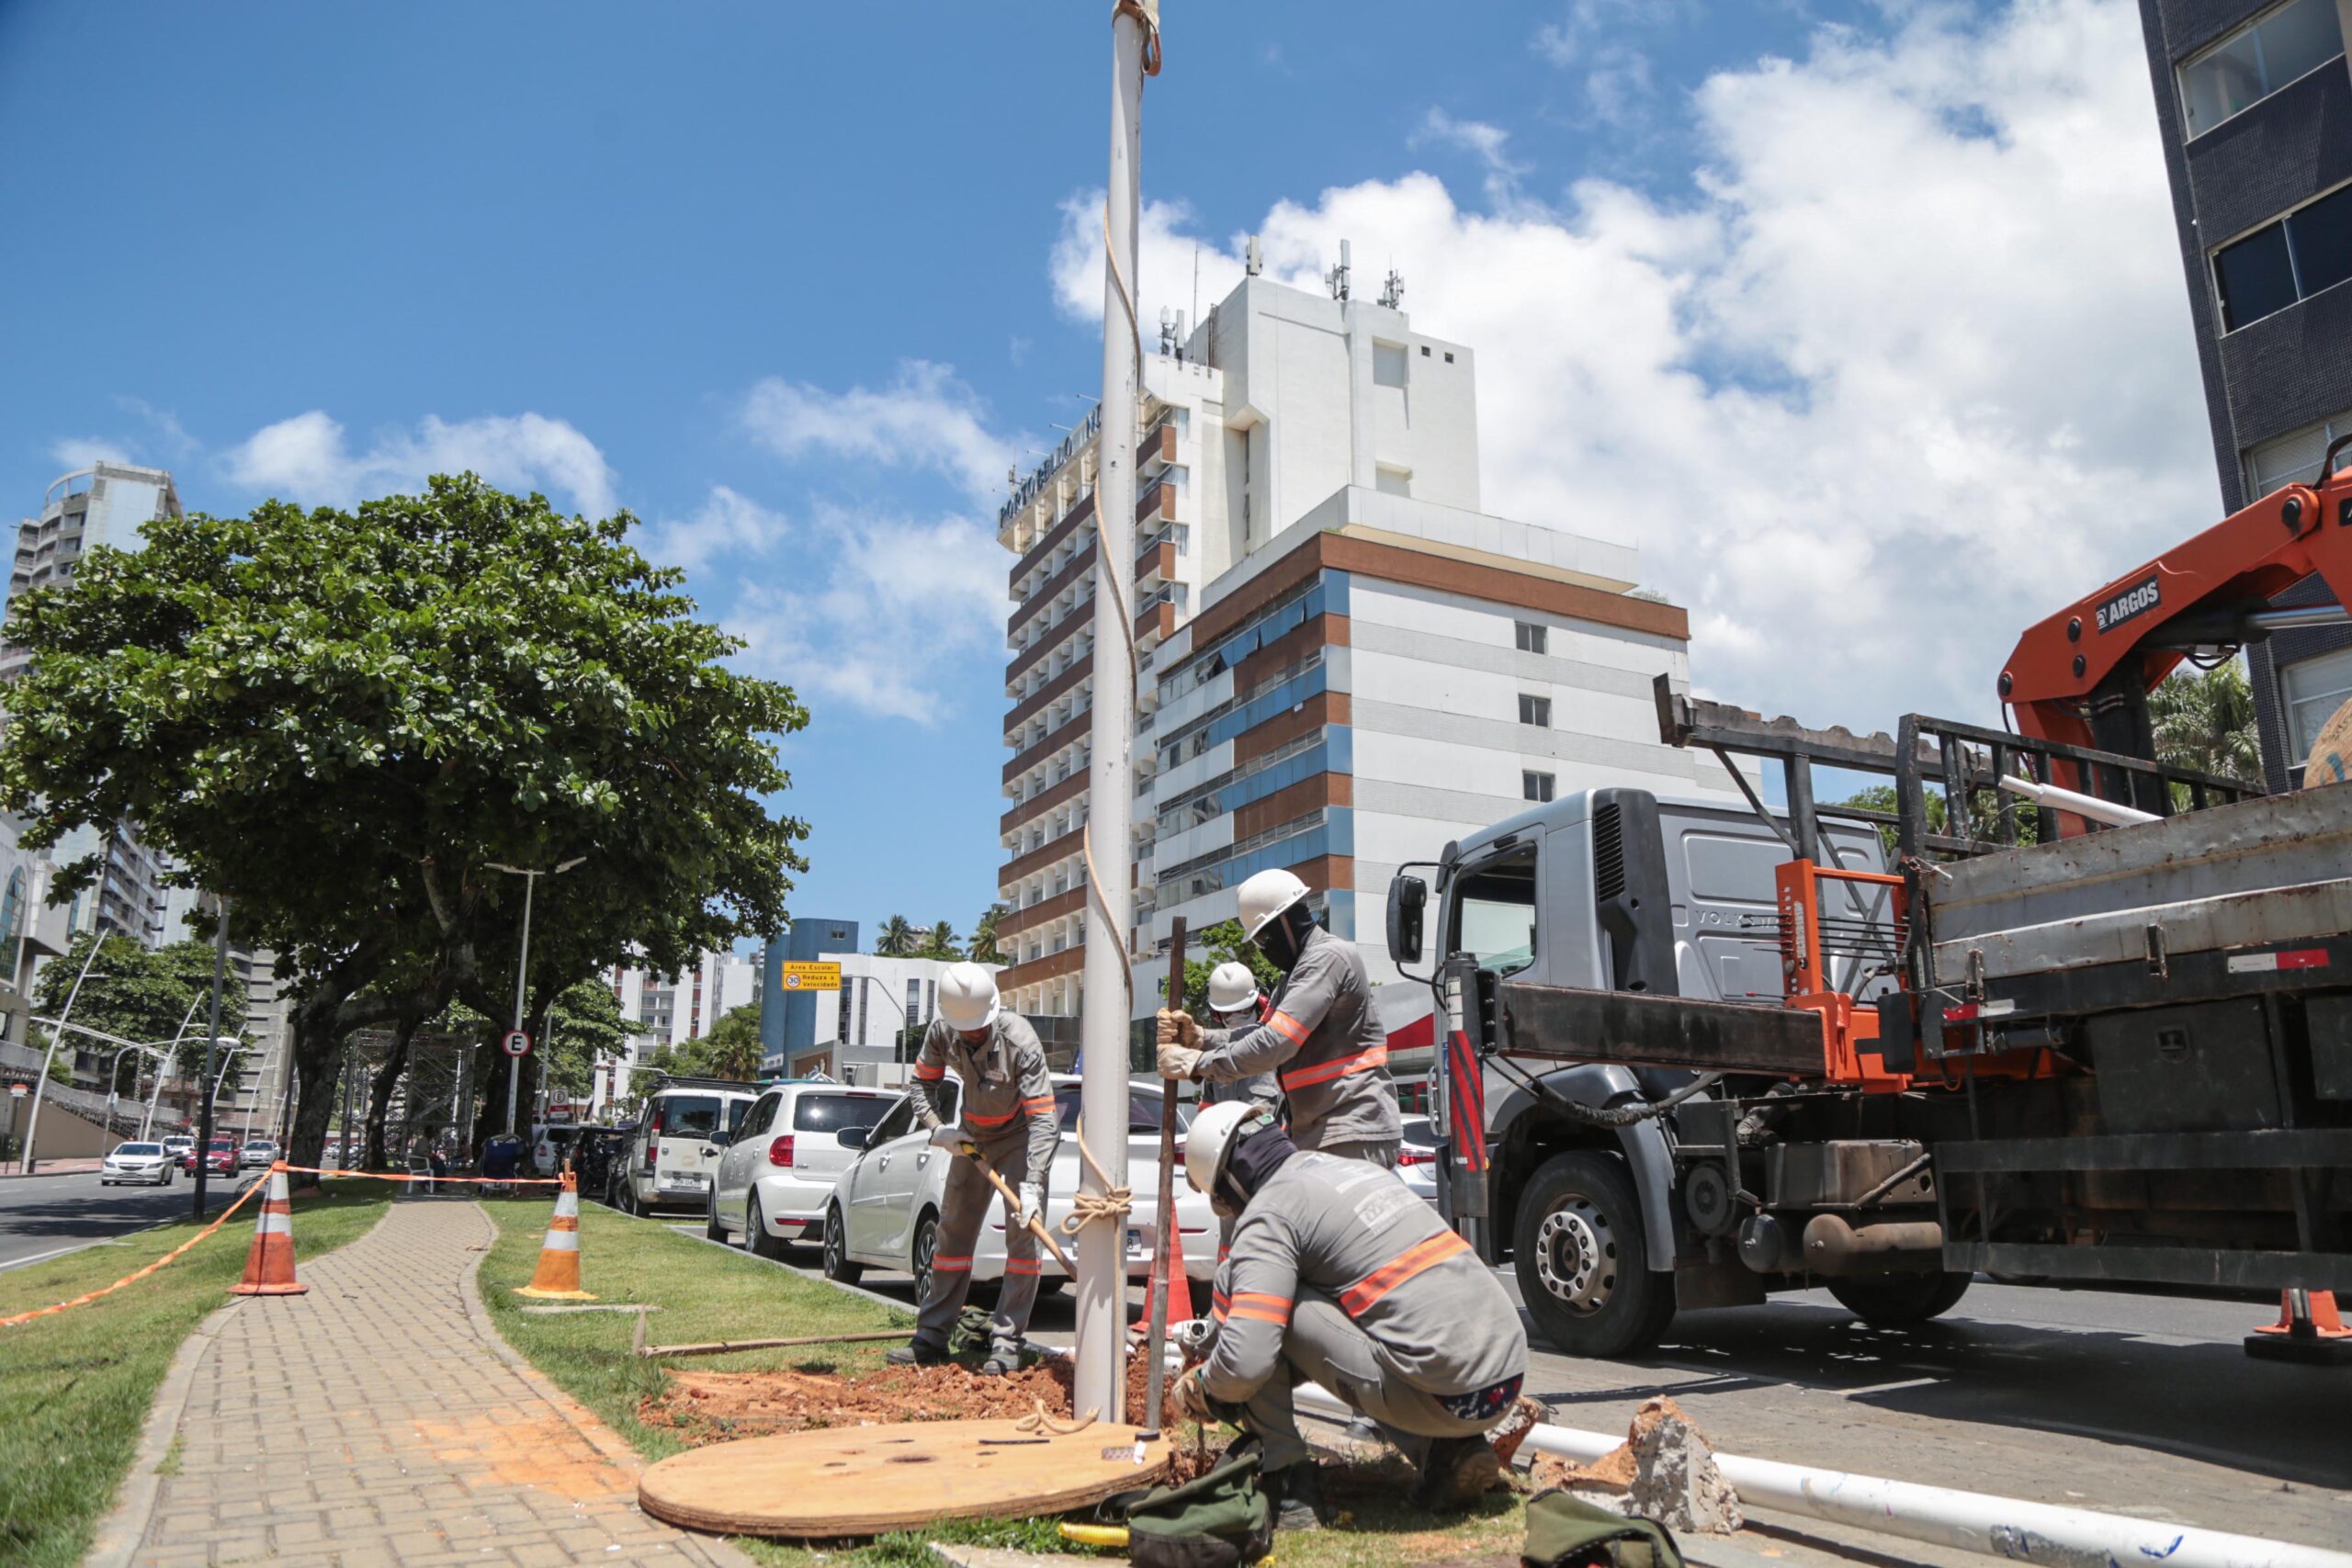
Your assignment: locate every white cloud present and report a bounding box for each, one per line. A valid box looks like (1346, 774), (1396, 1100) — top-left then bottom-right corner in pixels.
(742, 362), (1015, 507)
(728, 504), (1006, 726)
(639, 485), (790, 579)
(222, 410), (618, 517)
(1049, 0), (2214, 728)
(50, 437), (131, 471)
(1411, 110), (1532, 206)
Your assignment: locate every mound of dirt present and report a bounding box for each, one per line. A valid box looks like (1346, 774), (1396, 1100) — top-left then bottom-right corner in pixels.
(639, 1353), (1164, 1447)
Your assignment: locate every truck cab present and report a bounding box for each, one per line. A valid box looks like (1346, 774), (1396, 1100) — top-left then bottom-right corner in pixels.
(1389, 786), (1898, 1357)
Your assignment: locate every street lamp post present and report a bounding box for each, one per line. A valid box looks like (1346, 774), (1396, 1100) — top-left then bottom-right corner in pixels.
(194, 899), (230, 1216)
(102, 1043), (166, 1140)
(18, 932), (107, 1174)
(485, 860), (584, 1138)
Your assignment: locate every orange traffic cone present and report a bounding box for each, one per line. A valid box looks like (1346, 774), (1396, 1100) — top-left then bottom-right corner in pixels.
(514, 1170), (595, 1301)
(230, 1165), (307, 1297)
(2245, 1288), (2352, 1363)
(1134, 1213), (1196, 1337)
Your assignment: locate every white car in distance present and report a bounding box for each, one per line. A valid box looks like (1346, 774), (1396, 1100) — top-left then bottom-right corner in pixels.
(1397, 1115), (1442, 1205)
(820, 1075), (1216, 1300)
(101, 1141), (175, 1186)
(707, 1083), (897, 1256)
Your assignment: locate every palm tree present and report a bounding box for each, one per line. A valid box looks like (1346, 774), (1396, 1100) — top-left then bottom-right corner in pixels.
(2149, 661), (2260, 783)
(969, 903), (1010, 964)
(920, 920), (962, 961)
(876, 915), (918, 957)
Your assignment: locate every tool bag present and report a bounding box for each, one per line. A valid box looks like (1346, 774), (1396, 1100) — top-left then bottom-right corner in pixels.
(1099, 1443), (1274, 1568)
(1521, 1489), (1686, 1568)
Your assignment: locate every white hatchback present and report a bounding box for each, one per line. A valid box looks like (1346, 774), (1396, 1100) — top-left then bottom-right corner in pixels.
(707, 1084), (897, 1256)
(820, 1076), (1216, 1300)
(102, 1141), (175, 1186)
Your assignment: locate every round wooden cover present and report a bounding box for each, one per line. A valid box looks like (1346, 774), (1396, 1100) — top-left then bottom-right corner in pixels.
(637, 1418), (1171, 1539)
(2306, 696), (2352, 788)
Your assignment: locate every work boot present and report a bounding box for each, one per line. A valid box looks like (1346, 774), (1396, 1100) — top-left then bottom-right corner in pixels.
(1263, 1462), (1327, 1531)
(886, 1339), (948, 1368)
(978, 1348), (1023, 1377)
(1412, 1435), (1502, 1509)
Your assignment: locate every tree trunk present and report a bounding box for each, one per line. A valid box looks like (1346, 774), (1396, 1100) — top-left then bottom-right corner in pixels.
(361, 1018), (418, 1171)
(285, 1012), (345, 1179)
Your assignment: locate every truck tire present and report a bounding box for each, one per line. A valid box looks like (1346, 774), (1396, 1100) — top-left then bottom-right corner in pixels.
(1514, 1150), (1675, 1358)
(1826, 1270), (1973, 1327)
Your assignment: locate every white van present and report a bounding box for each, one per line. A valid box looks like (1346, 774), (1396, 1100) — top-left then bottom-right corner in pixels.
(610, 1077), (760, 1214)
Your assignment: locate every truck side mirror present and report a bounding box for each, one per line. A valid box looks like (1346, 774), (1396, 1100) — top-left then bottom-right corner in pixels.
(1387, 874), (1427, 967)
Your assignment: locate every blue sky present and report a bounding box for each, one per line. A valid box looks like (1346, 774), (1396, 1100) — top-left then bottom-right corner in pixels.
(0, 1), (2217, 948)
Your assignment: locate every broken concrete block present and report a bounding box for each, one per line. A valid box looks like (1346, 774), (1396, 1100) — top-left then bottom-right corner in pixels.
(1626, 1397), (1743, 1536)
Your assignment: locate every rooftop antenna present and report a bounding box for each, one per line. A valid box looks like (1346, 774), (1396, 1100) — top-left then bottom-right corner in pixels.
(1192, 242), (1201, 326)
(1159, 307), (1178, 356)
(1326, 238), (1351, 302)
(1245, 234), (1263, 276)
(1379, 267), (1404, 310)
(1173, 310), (1187, 363)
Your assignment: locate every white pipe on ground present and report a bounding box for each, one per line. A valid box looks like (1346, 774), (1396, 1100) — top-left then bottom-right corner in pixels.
(1292, 1386), (2349, 1568)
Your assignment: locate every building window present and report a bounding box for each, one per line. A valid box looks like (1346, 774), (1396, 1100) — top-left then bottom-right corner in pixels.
(1519, 694), (1552, 728)
(2246, 408), (2352, 494)
(2282, 647), (2352, 769)
(1443, 352), (1455, 364)
(2213, 182), (2352, 333)
(2178, 0), (2344, 139)
(1514, 621), (1548, 654)
(1420, 344), (1431, 356)
(1522, 771), (1555, 803)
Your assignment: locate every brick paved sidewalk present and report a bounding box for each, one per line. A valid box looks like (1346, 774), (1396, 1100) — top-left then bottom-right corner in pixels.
(99, 1198), (748, 1568)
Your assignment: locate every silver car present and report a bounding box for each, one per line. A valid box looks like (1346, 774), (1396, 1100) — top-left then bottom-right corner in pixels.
(101, 1141), (175, 1186)
(240, 1139), (280, 1169)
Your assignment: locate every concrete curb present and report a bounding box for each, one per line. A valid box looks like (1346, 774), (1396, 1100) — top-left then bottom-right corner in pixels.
(0, 1161), (104, 1179)
(460, 1200), (763, 1568)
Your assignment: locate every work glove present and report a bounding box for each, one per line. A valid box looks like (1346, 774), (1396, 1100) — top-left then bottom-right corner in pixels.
(1157, 1008), (1202, 1050)
(1017, 1181), (1046, 1230)
(929, 1126), (978, 1159)
(1157, 1039), (1203, 1081)
(1168, 1365), (1215, 1425)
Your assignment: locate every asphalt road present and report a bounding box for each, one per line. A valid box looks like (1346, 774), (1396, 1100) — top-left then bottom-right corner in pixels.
(672, 1219), (2352, 1555)
(0, 1167), (255, 1272)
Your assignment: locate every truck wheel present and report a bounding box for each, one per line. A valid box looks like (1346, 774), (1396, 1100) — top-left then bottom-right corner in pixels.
(1514, 1150), (1675, 1358)
(1826, 1270), (1973, 1327)
(822, 1205), (863, 1284)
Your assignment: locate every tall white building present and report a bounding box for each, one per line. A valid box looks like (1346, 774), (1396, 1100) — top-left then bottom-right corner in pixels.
(992, 258), (1736, 1026)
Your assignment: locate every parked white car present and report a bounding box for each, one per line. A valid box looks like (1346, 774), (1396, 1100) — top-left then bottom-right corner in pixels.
(610, 1079), (761, 1214)
(162, 1134), (195, 1166)
(821, 1076), (1216, 1299)
(101, 1142), (175, 1186)
(1397, 1115), (1442, 1205)
(707, 1084), (898, 1256)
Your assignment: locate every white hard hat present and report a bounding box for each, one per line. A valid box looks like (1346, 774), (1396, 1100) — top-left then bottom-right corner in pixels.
(935, 962), (1001, 1032)
(1206, 961), (1261, 1016)
(1236, 867), (1310, 942)
(1184, 1100), (1274, 1203)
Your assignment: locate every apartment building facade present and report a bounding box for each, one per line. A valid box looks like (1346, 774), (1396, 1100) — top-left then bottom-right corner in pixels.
(991, 264), (1732, 1024)
(2134, 0), (2352, 784)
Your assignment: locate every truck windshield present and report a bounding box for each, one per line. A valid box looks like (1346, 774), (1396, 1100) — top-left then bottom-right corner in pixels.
(1452, 846), (1538, 976)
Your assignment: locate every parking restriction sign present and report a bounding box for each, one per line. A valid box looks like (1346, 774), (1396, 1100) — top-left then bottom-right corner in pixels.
(502, 1030), (531, 1057)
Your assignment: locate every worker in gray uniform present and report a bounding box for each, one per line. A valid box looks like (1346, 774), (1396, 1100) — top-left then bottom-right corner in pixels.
(887, 963), (1059, 1376)
(1167, 1100), (1528, 1528)
(1201, 959), (1280, 1107)
(1158, 867), (1400, 1166)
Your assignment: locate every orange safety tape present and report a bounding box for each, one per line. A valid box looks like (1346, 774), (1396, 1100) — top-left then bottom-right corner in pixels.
(277, 1165), (566, 1186)
(0, 1169), (272, 1328)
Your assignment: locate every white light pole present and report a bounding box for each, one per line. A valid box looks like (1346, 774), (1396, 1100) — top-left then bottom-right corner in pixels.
(102, 1043), (167, 1142)
(486, 859), (584, 1138)
(6, 860), (49, 1037)
(18, 933), (107, 1173)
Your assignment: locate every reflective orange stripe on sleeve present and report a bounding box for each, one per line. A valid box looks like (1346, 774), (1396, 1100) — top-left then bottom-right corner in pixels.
(1338, 1230), (1471, 1315)
(913, 1062), (945, 1081)
(1279, 1045), (1389, 1092)
(1211, 1288), (1231, 1322)
(1227, 1292), (1292, 1326)
(1265, 1010), (1309, 1046)
(1021, 1097), (1057, 1116)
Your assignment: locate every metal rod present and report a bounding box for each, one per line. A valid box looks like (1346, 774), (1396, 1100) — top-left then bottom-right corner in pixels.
(18, 925), (107, 1173)
(1075, 0), (1148, 1428)
(2247, 604), (2348, 631)
(1145, 915), (1188, 1435)
(637, 1328), (910, 1360)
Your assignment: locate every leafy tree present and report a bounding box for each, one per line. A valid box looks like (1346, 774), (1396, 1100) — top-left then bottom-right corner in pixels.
(875, 915), (917, 957)
(0, 475), (808, 1173)
(545, 979), (628, 1099)
(969, 903), (1010, 965)
(2150, 660), (2261, 783)
(30, 932), (248, 1089)
(1838, 783), (2039, 857)
(700, 1002), (763, 1082)
(1175, 919), (1284, 1013)
(919, 920), (962, 961)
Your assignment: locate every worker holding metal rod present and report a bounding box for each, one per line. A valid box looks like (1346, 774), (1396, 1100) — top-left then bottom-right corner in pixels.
(889, 963), (1059, 1377)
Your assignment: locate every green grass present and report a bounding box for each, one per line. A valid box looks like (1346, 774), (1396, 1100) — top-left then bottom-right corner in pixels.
(474, 1196), (1536, 1568)
(0, 1179), (393, 1568)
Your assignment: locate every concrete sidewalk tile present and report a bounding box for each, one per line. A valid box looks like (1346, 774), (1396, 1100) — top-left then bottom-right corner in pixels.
(103, 1201), (750, 1568)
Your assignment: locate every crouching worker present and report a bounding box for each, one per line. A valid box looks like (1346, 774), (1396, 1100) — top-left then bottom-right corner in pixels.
(886, 962), (1058, 1376)
(1167, 1101), (1528, 1529)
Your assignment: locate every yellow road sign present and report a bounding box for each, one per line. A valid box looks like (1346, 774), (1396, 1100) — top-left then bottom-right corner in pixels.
(777, 961), (842, 991)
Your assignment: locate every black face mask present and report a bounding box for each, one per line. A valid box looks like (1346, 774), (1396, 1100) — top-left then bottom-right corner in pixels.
(1257, 903), (1315, 975)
